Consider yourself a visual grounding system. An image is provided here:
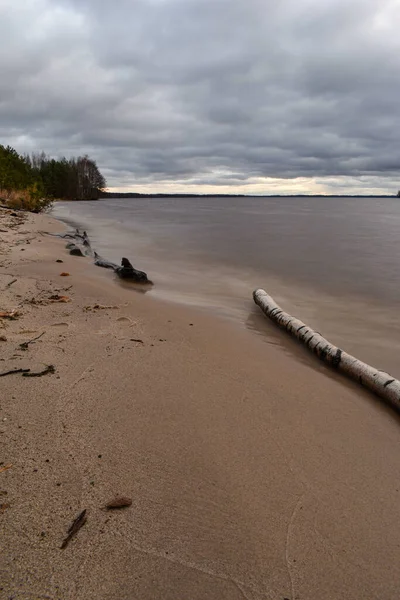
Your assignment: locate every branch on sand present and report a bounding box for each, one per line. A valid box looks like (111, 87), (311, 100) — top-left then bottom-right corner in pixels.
(0, 368), (30, 377)
(22, 364), (55, 377)
(60, 509), (87, 549)
(0, 364), (55, 377)
(19, 331), (45, 350)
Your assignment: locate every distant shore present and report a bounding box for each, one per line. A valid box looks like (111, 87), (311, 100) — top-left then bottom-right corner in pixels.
(99, 192), (397, 199)
(2, 206), (400, 599)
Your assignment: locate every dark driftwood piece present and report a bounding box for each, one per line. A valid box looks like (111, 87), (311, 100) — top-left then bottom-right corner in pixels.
(0, 366), (54, 378)
(65, 231), (90, 257)
(46, 229), (152, 284)
(61, 509), (87, 549)
(22, 364), (55, 377)
(20, 331), (45, 350)
(81, 231), (91, 248)
(92, 252), (115, 270)
(94, 253), (151, 283)
(0, 368), (30, 377)
(69, 246), (85, 257)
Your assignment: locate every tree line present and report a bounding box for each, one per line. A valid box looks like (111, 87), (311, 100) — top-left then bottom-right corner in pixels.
(0, 144), (106, 211)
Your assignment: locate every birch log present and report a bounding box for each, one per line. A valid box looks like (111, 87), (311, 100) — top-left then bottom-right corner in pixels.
(253, 288), (400, 410)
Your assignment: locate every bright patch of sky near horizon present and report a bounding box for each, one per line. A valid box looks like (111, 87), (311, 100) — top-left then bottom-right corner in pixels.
(1, 0), (400, 195)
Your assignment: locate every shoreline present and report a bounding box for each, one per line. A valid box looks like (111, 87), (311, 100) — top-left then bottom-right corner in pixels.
(2, 208), (400, 599)
(51, 199), (400, 382)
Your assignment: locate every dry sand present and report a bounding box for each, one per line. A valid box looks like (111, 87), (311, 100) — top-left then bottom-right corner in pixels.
(1, 208), (400, 600)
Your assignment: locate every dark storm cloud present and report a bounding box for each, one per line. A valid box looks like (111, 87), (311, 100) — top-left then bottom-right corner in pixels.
(1, 0), (400, 192)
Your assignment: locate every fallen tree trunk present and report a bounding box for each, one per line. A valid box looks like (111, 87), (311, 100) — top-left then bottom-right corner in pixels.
(44, 229), (152, 284)
(93, 252), (117, 270)
(64, 230), (91, 257)
(253, 288), (400, 410)
(94, 253), (151, 283)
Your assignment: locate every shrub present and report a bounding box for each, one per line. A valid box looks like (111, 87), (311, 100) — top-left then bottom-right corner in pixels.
(0, 186), (53, 213)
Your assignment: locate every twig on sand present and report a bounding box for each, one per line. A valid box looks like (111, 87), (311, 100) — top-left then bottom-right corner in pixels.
(19, 331), (45, 350)
(0, 368), (30, 377)
(5, 278), (17, 288)
(22, 364), (55, 377)
(61, 509), (87, 549)
(0, 464), (13, 473)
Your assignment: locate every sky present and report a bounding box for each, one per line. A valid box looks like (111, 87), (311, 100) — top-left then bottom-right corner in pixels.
(1, 0), (400, 195)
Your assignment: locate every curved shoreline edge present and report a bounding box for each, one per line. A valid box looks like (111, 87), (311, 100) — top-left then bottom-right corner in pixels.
(49, 207), (400, 411)
(3, 208), (400, 598)
(254, 288), (400, 410)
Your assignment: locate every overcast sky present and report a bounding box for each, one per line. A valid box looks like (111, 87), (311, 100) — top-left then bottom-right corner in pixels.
(1, 0), (400, 194)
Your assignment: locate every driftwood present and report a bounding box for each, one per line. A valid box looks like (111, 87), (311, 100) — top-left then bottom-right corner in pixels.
(22, 364), (55, 377)
(46, 229), (152, 284)
(253, 288), (400, 410)
(65, 232), (89, 257)
(94, 253), (151, 283)
(92, 252), (115, 270)
(61, 509), (87, 549)
(0, 368), (30, 377)
(69, 246), (85, 257)
(20, 331), (45, 350)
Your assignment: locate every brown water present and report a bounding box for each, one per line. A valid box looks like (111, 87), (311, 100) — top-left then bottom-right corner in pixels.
(52, 196), (400, 378)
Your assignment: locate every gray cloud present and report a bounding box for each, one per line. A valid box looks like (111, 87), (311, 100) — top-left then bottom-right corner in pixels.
(1, 0), (400, 193)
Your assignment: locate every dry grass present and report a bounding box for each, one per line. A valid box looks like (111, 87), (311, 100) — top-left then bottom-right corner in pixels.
(0, 188), (53, 213)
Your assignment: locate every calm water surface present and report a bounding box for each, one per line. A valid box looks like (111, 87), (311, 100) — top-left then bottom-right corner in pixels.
(52, 196), (400, 378)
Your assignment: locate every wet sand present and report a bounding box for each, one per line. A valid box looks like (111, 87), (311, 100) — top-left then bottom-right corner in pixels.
(1, 208), (400, 599)
(52, 196), (400, 380)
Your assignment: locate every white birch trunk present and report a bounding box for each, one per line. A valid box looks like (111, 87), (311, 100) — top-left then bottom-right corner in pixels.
(253, 288), (400, 410)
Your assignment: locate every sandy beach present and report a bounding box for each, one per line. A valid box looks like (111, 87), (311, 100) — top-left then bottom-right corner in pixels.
(2, 207), (400, 600)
